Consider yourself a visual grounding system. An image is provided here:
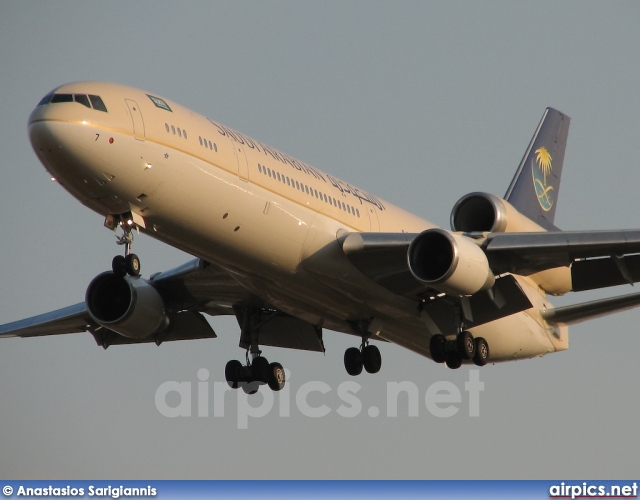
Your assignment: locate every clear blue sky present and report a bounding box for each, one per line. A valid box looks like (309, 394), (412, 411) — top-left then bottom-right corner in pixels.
(1, 1), (639, 479)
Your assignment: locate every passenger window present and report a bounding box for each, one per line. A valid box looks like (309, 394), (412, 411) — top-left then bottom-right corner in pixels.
(171, 125), (176, 135)
(177, 128), (182, 138)
(88, 95), (107, 112)
(183, 130), (188, 139)
(167, 124), (171, 133)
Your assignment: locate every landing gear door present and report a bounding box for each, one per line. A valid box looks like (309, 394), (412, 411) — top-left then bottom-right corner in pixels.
(125, 99), (145, 141)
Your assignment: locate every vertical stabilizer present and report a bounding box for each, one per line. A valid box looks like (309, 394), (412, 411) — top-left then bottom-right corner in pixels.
(504, 108), (570, 230)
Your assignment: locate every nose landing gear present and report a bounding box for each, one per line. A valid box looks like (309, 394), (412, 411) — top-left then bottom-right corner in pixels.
(110, 216), (141, 278)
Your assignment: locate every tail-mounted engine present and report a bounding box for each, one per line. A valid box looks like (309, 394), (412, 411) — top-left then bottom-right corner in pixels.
(450, 192), (546, 233)
(407, 228), (495, 296)
(85, 272), (168, 339)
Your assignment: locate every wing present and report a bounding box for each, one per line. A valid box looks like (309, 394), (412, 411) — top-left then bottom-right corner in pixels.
(0, 258), (326, 352)
(342, 229), (640, 292)
(0, 259), (247, 348)
(341, 229), (640, 329)
(481, 229), (640, 289)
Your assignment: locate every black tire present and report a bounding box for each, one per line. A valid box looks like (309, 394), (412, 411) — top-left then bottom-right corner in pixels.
(241, 381), (260, 395)
(112, 255), (126, 278)
(251, 356), (270, 384)
(473, 337), (490, 366)
(429, 334), (447, 363)
(362, 344), (382, 374)
(224, 359), (242, 389)
(445, 352), (463, 370)
(267, 362), (286, 391)
(344, 347), (363, 376)
(457, 330), (475, 360)
(125, 253), (141, 277)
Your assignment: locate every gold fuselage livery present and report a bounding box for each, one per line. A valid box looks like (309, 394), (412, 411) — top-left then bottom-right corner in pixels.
(8, 80), (640, 387)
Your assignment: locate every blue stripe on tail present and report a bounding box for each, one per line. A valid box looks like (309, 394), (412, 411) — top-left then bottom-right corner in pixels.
(504, 108), (570, 231)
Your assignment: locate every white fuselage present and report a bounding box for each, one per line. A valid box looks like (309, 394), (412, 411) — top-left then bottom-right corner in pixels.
(27, 82), (568, 361)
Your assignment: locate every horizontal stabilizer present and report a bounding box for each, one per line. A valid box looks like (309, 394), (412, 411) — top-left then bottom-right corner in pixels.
(542, 292), (640, 325)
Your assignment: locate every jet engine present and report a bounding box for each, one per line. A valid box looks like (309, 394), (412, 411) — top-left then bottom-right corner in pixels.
(408, 228), (495, 296)
(85, 272), (168, 339)
(450, 192), (546, 233)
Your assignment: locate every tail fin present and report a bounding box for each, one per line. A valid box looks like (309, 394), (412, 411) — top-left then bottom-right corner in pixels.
(504, 108), (570, 230)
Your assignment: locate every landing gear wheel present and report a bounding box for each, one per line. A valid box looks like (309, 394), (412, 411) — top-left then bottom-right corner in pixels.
(225, 359), (242, 389)
(473, 337), (490, 366)
(251, 356), (270, 384)
(242, 381), (260, 395)
(457, 330), (475, 360)
(125, 253), (141, 277)
(362, 344), (382, 374)
(112, 255), (127, 278)
(344, 347), (363, 376)
(429, 334), (447, 363)
(445, 352), (463, 370)
(268, 362), (286, 391)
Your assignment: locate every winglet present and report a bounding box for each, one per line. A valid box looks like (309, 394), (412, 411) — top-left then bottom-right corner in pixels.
(504, 108), (570, 231)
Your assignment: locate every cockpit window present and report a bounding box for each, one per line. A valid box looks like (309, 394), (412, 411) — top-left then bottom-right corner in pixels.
(74, 94), (91, 108)
(51, 93), (73, 103)
(37, 93), (53, 106)
(36, 92), (108, 112)
(89, 95), (107, 112)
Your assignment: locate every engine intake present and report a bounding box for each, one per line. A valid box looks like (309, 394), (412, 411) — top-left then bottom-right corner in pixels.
(451, 192), (547, 233)
(408, 228), (495, 296)
(85, 272), (168, 339)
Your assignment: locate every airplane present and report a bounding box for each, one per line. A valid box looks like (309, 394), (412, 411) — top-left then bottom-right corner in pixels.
(3, 81), (640, 394)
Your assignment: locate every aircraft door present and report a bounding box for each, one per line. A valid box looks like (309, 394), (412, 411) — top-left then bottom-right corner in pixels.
(233, 143), (249, 181)
(367, 207), (380, 231)
(125, 99), (145, 141)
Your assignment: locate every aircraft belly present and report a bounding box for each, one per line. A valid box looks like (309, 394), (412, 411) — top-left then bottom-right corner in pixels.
(469, 312), (557, 361)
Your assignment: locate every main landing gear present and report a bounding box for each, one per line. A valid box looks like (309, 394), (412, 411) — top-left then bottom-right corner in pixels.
(111, 217), (141, 278)
(224, 308), (286, 394)
(225, 355), (285, 394)
(429, 331), (490, 369)
(344, 322), (382, 376)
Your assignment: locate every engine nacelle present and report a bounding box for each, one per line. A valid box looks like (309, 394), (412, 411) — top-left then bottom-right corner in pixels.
(450, 192), (546, 233)
(85, 272), (168, 339)
(408, 228), (495, 296)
